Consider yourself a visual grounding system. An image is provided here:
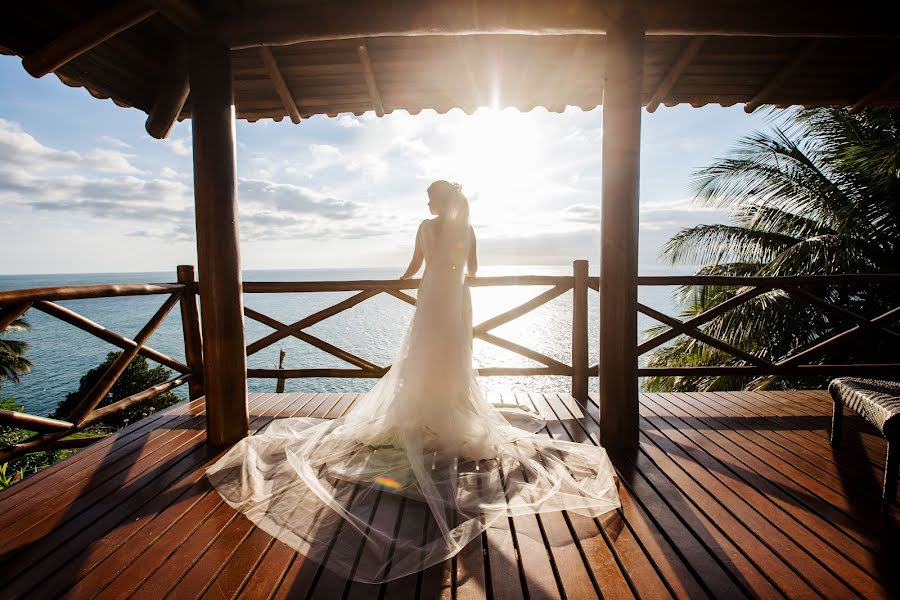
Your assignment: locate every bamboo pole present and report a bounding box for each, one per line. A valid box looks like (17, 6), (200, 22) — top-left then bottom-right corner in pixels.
(571, 260), (589, 400)
(177, 265), (205, 400)
(599, 11), (643, 449)
(190, 36), (249, 447)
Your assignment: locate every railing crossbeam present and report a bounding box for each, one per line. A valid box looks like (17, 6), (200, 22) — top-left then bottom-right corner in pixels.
(638, 302), (776, 369)
(66, 292), (183, 425)
(246, 289), (379, 356)
(637, 286), (767, 354)
(777, 304), (900, 369)
(0, 302), (32, 332)
(474, 285), (569, 334)
(245, 306), (383, 372)
(783, 285), (900, 342)
(34, 301), (190, 373)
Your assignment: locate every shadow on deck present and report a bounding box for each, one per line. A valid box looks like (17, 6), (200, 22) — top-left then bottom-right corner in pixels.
(0, 390), (897, 599)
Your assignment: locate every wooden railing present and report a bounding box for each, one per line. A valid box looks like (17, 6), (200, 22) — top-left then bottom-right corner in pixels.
(635, 274), (900, 378)
(2, 265), (898, 462)
(0, 266), (203, 464)
(243, 260), (597, 398)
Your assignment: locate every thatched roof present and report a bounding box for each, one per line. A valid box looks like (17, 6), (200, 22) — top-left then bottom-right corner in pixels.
(2, 1), (899, 137)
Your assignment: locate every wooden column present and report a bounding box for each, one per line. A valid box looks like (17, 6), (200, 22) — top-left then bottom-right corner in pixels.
(176, 265), (205, 400)
(189, 37), (249, 447)
(571, 259), (589, 400)
(599, 11), (644, 449)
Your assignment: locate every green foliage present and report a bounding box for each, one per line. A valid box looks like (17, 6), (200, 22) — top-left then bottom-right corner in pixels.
(0, 316), (33, 383)
(645, 107), (900, 392)
(0, 395), (64, 482)
(52, 352), (180, 429)
(0, 463), (25, 489)
(1, 353), (182, 487)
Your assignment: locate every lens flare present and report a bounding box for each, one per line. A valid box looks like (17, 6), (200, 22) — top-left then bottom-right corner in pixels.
(373, 475), (403, 491)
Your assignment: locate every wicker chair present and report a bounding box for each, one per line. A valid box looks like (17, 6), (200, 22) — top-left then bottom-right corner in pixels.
(829, 378), (900, 502)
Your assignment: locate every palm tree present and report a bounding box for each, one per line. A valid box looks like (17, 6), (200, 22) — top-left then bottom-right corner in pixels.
(0, 317), (32, 383)
(644, 107), (900, 392)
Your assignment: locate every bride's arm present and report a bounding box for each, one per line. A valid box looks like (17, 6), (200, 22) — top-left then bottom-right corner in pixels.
(400, 223), (425, 279)
(467, 226), (478, 277)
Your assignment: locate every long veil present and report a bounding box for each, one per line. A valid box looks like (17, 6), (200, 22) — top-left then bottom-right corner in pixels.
(206, 187), (620, 583)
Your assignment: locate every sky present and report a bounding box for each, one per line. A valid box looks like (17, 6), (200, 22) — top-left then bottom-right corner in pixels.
(0, 54), (769, 275)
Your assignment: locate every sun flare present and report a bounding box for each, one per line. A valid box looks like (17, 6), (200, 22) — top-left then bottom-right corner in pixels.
(443, 109), (543, 224)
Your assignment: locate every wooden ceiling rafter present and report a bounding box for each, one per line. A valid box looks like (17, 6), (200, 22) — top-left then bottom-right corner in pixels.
(645, 36), (705, 113)
(258, 46), (302, 123)
(145, 40), (190, 139)
(744, 39), (821, 113)
(154, 0), (211, 33)
(22, 0), (159, 78)
(357, 40), (385, 117)
(547, 36), (590, 113)
(850, 68), (900, 114)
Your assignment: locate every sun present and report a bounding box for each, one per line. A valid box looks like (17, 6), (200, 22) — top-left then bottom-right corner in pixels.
(445, 108), (543, 211)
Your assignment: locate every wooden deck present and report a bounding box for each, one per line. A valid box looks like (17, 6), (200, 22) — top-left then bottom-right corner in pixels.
(0, 390), (897, 599)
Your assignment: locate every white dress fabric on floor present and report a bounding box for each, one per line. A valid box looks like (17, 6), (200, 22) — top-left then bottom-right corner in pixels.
(207, 218), (620, 583)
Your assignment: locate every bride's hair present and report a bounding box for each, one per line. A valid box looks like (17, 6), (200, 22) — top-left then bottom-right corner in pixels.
(427, 180), (469, 224)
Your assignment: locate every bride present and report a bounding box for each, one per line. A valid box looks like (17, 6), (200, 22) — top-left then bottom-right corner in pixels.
(207, 180), (620, 584)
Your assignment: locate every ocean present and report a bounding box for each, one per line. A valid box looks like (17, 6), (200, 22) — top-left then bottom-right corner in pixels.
(0, 266), (686, 416)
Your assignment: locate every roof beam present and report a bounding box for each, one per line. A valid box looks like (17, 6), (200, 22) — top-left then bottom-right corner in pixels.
(849, 68), (900, 114)
(146, 41), (189, 139)
(646, 36), (705, 113)
(23, 1), (158, 78)
(154, 0), (211, 33)
(217, 1), (900, 48)
(547, 36), (590, 113)
(258, 47), (302, 123)
(744, 39), (821, 113)
(357, 41), (385, 117)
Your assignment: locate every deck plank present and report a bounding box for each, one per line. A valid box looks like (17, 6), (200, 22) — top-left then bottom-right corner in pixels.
(0, 390), (897, 600)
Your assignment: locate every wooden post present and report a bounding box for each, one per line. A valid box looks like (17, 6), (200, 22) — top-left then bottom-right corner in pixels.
(189, 37), (249, 447)
(176, 265), (205, 400)
(571, 260), (589, 400)
(276, 349), (287, 393)
(599, 11), (644, 449)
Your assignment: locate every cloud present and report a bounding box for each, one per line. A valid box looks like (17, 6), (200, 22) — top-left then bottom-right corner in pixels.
(167, 136), (191, 156)
(0, 118), (143, 174)
(336, 115), (363, 128)
(97, 135), (132, 149)
(239, 179), (364, 217)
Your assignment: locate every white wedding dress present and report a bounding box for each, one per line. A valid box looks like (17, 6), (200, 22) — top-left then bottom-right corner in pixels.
(207, 217), (620, 583)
